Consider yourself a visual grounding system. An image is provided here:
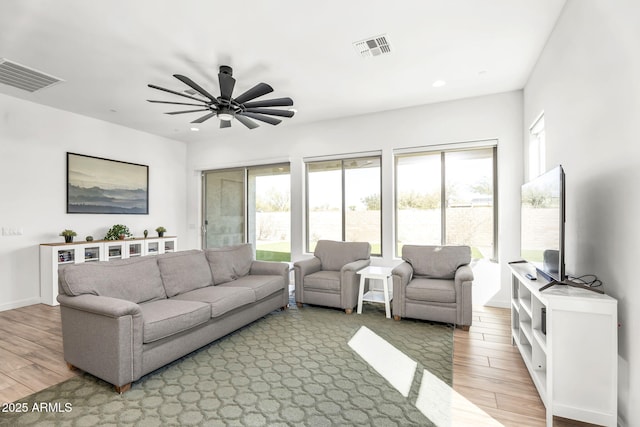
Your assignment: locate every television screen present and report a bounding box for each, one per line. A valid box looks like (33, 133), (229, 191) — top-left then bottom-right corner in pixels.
(520, 165), (565, 282)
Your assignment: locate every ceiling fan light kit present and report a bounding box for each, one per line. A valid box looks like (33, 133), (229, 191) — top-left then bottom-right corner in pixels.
(147, 65), (295, 130)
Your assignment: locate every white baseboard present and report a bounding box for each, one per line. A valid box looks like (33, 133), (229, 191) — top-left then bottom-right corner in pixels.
(0, 297), (42, 312)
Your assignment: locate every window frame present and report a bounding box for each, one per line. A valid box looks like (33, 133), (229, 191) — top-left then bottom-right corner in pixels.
(394, 143), (498, 261)
(304, 153), (383, 256)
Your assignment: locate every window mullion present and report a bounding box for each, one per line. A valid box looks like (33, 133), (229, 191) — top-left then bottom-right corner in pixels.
(440, 151), (446, 246)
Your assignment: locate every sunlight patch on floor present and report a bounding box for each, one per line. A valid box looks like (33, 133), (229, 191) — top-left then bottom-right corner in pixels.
(349, 325), (503, 426)
(416, 368), (503, 426)
(348, 326), (417, 397)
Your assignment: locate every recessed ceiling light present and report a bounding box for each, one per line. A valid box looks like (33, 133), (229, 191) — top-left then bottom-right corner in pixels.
(190, 127), (199, 131)
(432, 80), (446, 88)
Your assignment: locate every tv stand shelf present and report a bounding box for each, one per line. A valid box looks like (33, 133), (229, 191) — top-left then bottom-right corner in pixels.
(509, 263), (617, 426)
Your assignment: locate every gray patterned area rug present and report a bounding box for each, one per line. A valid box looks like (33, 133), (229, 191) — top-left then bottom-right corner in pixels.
(2, 302), (452, 426)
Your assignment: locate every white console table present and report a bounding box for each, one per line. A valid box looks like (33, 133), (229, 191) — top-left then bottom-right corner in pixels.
(40, 236), (177, 306)
(509, 263), (617, 426)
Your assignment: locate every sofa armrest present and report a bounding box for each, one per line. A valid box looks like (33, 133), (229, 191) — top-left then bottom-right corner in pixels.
(57, 294), (144, 388)
(250, 260), (290, 283)
(454, 264), (474, 327)
(391, 262), (413, 287)
(57, 294), (142, 318)
(341, 258), (370, 273)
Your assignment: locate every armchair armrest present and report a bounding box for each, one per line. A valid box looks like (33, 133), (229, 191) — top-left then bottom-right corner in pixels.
(391, 262), (413, 287)
(341, 258), (371, 273)
(454, 264), (474, 285)
(454, 264), (474, 327)
(340, 258), (371, 309)
(293, 257), (322, 303)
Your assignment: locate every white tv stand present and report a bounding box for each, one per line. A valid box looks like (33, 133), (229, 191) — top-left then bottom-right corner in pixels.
(509, 263), (617, 426)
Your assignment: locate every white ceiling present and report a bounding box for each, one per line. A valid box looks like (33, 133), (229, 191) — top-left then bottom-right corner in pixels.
(0, 0), (565, 144)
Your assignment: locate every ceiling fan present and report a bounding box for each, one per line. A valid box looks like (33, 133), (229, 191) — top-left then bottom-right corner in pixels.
(147, 65), (295, 129)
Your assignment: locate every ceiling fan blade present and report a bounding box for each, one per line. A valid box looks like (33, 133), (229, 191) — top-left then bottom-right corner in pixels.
(235, 114), (259, 130)
(148, 100), (208, 107)
(244, 108), (294, 118)
(173, 74), (219, 103)
(220, 120), (232, 129)
(239, 112), (281, 125)
(234, 83), (273, 104)
(191, 112), (218, 123)
(148, 84), (209, 103)
(242, 97), (294, 108)
(165, 108), (211, 115)
(218, 72), (236, 100)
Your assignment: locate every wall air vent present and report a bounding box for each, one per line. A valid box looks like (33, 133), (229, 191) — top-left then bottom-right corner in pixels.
(353, 35), (392, 58)
(0, 58), (64, 92)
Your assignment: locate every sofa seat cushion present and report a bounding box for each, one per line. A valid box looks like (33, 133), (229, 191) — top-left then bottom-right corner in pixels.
(218, 275), (284, 301)
(138, 299), (211, 344)
(205, 244), (254, 285)
(58, 256), (166, 304)
(405, 278), (456, 303)
(172, 286), (256, 318)
(157, 250), (213, 297)
(303, 270), (341, 292)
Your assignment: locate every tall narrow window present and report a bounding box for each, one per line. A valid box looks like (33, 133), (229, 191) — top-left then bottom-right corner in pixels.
(529, 114), (546, 180)
(395, 145), (497, 260)
(306, 156), (381, 255)
(202, 164), (291, 261)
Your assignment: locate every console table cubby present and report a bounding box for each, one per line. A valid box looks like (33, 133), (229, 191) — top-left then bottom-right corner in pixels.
(509, 263), (617, 426)
(40, 236), (177, 306)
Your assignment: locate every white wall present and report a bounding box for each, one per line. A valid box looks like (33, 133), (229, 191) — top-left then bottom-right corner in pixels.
(186, 91), (523, 307)
(0, 94), (188, 310)
(524, 1), (639, 424)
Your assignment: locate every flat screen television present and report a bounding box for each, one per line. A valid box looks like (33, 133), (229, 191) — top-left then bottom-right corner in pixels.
(520, 165), (565, 282)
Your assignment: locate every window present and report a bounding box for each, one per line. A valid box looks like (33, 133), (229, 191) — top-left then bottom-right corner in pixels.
(529, 114), (546, 181)
(306, 156), (381, 255)
(395, 146), (496, 260)
(202, 164), (291, 261)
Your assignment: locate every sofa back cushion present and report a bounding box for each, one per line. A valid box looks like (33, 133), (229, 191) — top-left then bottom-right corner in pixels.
(59, 256), (166, 303)
(402, 245), (471, 279)
(205, 244), (254, 285)
(157, 250), (213, 297)
(314, 240), (371, 271)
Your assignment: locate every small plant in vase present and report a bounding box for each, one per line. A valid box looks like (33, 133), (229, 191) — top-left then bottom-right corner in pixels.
(143, 229), (148, 239)
(60, 229), (77, 243)
(155, 226), (166, 237)
(105, 224), (132, 240)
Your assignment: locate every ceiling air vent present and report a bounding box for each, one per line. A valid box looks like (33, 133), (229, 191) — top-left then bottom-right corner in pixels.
(353, 35), (392, 58)
(0, 58), (64, 92)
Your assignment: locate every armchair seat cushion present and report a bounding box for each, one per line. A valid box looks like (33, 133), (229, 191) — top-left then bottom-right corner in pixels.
(172, 286), (255, 318)
(219, 275), (285, 301)
(303, 270), (341, 292)
(139, 299), (211, 344)
(405, 277), (456, 303)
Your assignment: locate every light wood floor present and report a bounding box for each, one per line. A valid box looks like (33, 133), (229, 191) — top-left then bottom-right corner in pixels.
(0, 304), (595, 426)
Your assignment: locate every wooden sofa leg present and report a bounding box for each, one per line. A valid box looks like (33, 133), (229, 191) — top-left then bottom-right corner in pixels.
(458, 324), (470, 331)
(115, 383), (131, 394)
(345, 308), (353, 315)
(281, 304), (289, 311)
(393, 315), (401, 321)
(296, 302), (303, 308)
(66, 362), (77, 371)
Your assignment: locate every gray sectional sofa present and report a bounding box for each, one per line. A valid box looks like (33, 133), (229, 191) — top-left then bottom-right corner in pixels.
(56, 244), (289, 393)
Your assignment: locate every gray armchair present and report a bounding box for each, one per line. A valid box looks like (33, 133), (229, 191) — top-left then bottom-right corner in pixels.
(392, 245), (473, 330)
(294, 240), (371, 314)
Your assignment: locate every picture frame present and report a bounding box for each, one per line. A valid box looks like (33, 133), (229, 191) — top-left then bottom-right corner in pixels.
(66, 152), (149, 214)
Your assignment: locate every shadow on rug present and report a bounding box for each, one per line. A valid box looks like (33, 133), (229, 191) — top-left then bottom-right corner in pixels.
(1, 302), (452, 426)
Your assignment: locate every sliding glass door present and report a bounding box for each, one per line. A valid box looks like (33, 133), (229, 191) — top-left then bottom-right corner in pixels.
(202, 164), (291, 261)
